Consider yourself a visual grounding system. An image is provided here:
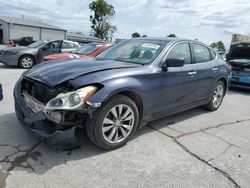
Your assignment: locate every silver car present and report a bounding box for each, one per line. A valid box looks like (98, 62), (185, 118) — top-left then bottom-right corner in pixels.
(0, 40), (80, 68)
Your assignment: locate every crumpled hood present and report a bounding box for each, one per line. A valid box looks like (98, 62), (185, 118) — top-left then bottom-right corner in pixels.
(43, 53), (88, 61)
(24, 59), (141, 87)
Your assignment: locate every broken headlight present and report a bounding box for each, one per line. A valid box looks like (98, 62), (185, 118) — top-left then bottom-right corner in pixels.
(45, 86), (97, 110)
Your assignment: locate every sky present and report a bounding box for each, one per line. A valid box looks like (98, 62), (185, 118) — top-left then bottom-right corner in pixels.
(0, 0), (250, 48)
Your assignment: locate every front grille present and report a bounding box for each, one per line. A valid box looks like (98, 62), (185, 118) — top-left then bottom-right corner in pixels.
(21, 78), (58, 104)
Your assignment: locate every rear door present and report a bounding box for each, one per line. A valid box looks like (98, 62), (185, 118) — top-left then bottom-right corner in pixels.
(191, 43), (219, 100)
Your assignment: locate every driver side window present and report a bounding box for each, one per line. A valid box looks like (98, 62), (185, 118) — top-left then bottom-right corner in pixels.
(44, 41), (61, 50)
(167, 43), (192, 64)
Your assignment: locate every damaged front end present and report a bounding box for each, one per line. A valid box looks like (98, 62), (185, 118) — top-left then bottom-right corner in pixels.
(14, 77), (101, 139)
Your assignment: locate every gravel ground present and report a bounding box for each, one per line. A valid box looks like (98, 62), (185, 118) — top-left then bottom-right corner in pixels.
(0, 63), (250, 188)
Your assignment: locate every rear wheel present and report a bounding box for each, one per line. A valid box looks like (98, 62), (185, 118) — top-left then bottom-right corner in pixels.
(19, 55), (35, 69)
(86, 95), (139, 150)
(204, 80), (225, 111)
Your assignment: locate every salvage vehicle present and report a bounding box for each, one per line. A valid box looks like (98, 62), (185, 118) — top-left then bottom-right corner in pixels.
(227, 43), (250, 89)
(14, 38), (230, 150)
(43, 42), (113, 61)
(0, 40), (80, 68)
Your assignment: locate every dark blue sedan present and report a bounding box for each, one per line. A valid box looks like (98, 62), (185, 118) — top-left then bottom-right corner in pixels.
(14, 38), (230, 150)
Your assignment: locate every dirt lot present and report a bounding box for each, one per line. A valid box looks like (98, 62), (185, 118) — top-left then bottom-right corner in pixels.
(0, 63), (250, 188)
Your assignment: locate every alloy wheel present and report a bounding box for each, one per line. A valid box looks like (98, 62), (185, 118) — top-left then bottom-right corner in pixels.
(102, 104), (135, 144)
(21, 57), (33, 68)
(212, 84), (224, 108)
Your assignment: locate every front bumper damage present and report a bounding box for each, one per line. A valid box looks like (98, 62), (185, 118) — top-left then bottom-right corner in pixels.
(14, 79), (101, 141)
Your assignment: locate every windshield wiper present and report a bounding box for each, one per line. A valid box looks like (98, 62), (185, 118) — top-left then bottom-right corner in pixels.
(95, 57), (113, 61)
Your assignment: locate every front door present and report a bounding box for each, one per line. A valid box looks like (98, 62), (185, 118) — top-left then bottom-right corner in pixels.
(153, 42), (198, 116)
(38, 40), (62, 62)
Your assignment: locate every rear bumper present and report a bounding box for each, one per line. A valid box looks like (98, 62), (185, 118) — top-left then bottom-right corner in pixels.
(230, 74), (250, 90)
(14, 79), (76, 141)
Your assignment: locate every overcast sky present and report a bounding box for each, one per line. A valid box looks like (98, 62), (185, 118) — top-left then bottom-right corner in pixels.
(1, 0), (250, 48)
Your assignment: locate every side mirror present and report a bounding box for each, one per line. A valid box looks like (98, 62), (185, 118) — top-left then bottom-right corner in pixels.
(162, 58), (185, 71)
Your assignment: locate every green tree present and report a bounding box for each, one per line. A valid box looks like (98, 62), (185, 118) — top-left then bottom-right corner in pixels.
(210, 41), (226, 53)
(131, 32), (141, 38)
(167, 33), (177, 37)
(89, 0), (117, 41)
(142, 35), (147, 37)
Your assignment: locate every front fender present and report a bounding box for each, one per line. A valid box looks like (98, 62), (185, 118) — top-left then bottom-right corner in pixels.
(88, 77), (145, 104)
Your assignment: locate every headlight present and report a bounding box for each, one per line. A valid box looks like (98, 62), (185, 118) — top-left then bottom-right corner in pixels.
(45, 86), (97, 110)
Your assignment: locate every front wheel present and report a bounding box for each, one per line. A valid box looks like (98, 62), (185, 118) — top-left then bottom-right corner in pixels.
(204, 80), (225, 111)
(86, 95), (139, 150)
(19, 56), (35, 69)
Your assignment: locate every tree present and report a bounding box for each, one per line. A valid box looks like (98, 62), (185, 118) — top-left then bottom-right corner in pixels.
(89, 0), (117, 41)
(210, 41), (226, 53)
(142, 35), (147, 37)
(131, 32), (141, 38)
(167, 33), (177, 37)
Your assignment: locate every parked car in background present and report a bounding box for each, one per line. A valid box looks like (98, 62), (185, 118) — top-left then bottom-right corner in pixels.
(12, 37), (35, 47)
(43, 42), (113, 61)
(227, 43), (250, 89)
(0, 40), (79, 68)
(14, 38), (230, 150)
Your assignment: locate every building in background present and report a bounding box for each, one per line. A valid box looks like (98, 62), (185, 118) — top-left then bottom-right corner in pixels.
(231, 34), (250, 45)
(0, 15), (66, 44)
(67, 32), (102, 44)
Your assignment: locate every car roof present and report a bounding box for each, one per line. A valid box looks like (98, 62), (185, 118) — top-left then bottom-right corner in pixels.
(131, 37), (202, 43)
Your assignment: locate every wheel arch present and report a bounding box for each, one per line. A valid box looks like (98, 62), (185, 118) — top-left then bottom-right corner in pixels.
(98, 89), (144, 120)
(217, 76), (228, 94)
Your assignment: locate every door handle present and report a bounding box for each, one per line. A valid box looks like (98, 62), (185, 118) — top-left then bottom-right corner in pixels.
(188, 71), (197, 76)
(212, 66), (219, 71)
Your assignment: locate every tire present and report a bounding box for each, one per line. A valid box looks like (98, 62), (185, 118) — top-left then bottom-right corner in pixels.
(86, 95), (139, 150)
(18, 55), (35, 69)
(204, 80), (225, 111)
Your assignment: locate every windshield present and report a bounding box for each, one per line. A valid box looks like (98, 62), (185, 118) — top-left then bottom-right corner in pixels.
(28, 40), (47, 48)
(73, 43), (103, 55)
(95, 39), (168, 64)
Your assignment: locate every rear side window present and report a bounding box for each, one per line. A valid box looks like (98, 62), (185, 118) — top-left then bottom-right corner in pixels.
(62, 42), (75, 49)
(192, 44), (211, 63)
(167, 43), (192, 64)
(210, 50), (216, 60)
